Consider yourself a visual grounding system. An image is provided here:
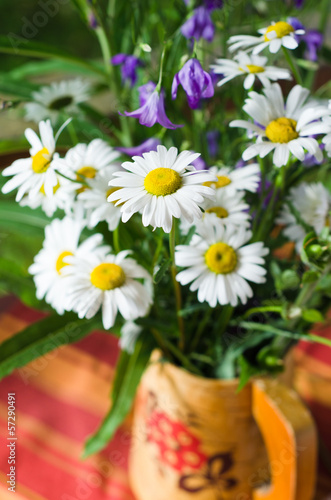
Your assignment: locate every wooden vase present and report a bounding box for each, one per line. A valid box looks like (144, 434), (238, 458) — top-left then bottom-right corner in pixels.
(129, 352), (317, 500)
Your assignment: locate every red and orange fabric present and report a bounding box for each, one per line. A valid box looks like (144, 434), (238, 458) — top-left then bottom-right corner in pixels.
(0, 296), (330, 499)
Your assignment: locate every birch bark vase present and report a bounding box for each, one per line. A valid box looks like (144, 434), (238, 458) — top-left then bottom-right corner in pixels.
(129, 352), (317, 500)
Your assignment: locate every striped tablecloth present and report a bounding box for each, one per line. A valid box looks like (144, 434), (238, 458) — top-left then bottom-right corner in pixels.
(0, 296), (330, 499)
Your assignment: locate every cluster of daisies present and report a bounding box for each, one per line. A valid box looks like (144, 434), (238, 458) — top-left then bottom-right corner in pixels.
(3, 17), (331, 349)
(1, 120), (270, 338)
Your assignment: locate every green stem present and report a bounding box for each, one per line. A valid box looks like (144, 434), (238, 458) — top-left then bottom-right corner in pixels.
(282, 46), (302, 85)
(169, 221), (185, 351)
(190, 308), (213, 353)
(240, 321), (331, 349)
(113, 225), (120, 254)
(95, 27), (111, 76)
(242, 306), (283, 319)
(156, 42), (170, 91)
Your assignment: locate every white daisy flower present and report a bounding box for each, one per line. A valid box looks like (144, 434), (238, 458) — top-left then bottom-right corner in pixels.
(206, 164), (260, 193)
(55, 139), (121, 187)
(25, 79), (91, 124)
(1, 120), (61, 201)
(230, 84), (330, 167)
(77, 167), (122, 231)
(181, 189), (251, 234)
(276, 182), (331, 251)
(321, 114), (331, 156)
(28, 216), (104, 314)
(19, 174), (74, 217)
(107, 145), (216, 233)
(119, 321), (142, 354)
(228, 20), (305, 55)
(63, 249), (153, 330)
(175, 222), (268, 307)
(211, 52), (291, 89)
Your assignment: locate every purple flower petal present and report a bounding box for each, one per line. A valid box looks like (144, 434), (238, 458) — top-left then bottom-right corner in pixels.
(171, 58), (214, 109)
(117, 138), (161, 157)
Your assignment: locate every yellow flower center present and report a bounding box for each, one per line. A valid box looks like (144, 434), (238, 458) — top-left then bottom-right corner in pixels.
(144, 168), (182, 196)
(264, 22), (294, 41)
(106, 187), (122, 204)
(206, 206), (229, 218)
(265, 117), (298, 144)
(76, 166), (97, 180)
(56, 251), (73, 275)
(205, 242), (237, 274)
(32, 147), (51, 174)
(204, 175), (232, 189)
(240, 64), (265, 74)
(90, 263), (126, 290)
(40, 181), (60, 196)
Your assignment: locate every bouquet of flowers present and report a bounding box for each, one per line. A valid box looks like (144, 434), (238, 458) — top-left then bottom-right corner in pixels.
(1, 0), (331, 456)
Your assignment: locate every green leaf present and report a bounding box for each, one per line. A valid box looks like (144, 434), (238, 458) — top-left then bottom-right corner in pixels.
(153, 258), (171, 284)
(0, 75), (40, 99)
(0, 36), (106, 77)
(302, 309), (324, 323)
(0, 313), (102, 380)
(238, 356), (263, 391)
(0, 201), (49, 235)
(302, 270), (320, 284)
(83, 330), (154, 457)
(0, 257), (42, 309)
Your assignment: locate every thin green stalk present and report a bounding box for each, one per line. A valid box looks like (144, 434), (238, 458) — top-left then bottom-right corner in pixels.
(169, 221), (185, 352)
(113, 225), (120, 254)
(242, 306), (283, 319)
(240, 321), (331, 349)
(190, 308), (213, 353)
(282, 46), (302, 85)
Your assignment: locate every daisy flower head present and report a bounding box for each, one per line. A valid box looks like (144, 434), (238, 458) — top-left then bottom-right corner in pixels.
(180, 188), (251, 235)
(1, 120), (61, 201)
(175, 222), (269, 307)
(28, 215), (103, 314)
(63, 249), (153, 330)
(211, 52), (292, 90)
(119, 321), (142, 354)
(107, 145), (217, 233)
(228, 20), (305, 55)
(206, 164), (260, 193)
(276, 182), (331, 251)
(321, 113), (331, 156)
(55, 139), (121, 187)
(19, 173), (76, 217)
(230, 83), (330, 167)
(78, 166), (122, 231)
(25, 79), (91, 125)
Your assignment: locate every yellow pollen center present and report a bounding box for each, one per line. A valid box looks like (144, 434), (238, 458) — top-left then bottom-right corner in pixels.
(206, 206), (229, 218)
(76, 166), (97, 180)
(205, 242), (237, 274)
(40, 181), (60, 196)
(144, 168), (182, 196)
(240, 64), (265, 74)
(264, 22), (294, 41)
(90, 263), (125, 290)
(204, 175), (232, 189)
(265, 117), (298, 144)
(56, 251), (73, 275)
(32, 147), (51, 174)
(106, 187), (120, 202)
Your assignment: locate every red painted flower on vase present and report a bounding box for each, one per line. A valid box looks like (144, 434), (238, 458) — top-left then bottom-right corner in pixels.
(146, 409), (208, 472)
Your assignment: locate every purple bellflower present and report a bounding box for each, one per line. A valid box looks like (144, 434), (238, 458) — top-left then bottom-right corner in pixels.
(123, 81), (183, 129)
(172, 58), (214, 109)
(190, 152), (208, 171)
(181, 6), (215, 42)
(117, 138), (161, 157)
(288, 18), (323, 62)
(111, 54), (143, 86)
(206, 130), (220, 158)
